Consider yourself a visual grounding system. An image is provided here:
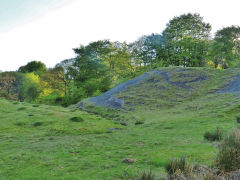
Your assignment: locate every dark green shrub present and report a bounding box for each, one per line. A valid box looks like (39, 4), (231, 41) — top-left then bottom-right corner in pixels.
(165, 156), (193, 176)
(15, 122), (26, 126)
(83, 80), (98, 97)
(99, 76), (111, 93)
(215, 129), (240, 172)
(37, 93), (63, 105)
(32, 104), (40, 107)
(61, 88), (85, 107)
(204, 127), (223, 141)
(17, 107), (27, 111)
(55, 97), (63, 104)
(33, 122), (43, 127)
(25, 85), (39, 102)
(69, 109), (77, 112)
(135, 120), (144, 125)
(69, 117), (84, 122)
(236, 116), (240, 123)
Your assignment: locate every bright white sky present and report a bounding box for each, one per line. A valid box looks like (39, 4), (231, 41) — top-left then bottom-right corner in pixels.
(0, 0), (239, 71)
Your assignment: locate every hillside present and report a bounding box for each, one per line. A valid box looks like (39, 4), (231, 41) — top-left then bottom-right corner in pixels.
(85, 67), (240, 111)
(1, 67), (240, 179)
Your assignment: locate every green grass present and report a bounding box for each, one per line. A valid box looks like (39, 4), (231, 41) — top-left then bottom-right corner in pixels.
(1, 67), (240, 179)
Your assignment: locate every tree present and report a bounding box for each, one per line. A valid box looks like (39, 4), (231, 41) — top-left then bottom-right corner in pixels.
(41, 66), (72, 96)
(17, 73), (40, 102)
(104, 41), (134, 78)
(163, 13), (211, 67)
(71, 41), (111, 96)
(129, 34), (166, 68)
(0, 72), (17, 98)
(18, 61), (47, 73)
(210, 26), (240, 68)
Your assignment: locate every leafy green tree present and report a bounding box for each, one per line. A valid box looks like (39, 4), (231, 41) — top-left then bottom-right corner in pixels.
(105, 42), (134, 78)
(55, 59), (75, 95)
(71, 41), (111, 96)
(163, 13), (211, 67)
(210, 26), (240, 68)
(41, 66), (72, 96)
(17, 73), (41, 102)
(129, 35), (156, 66)
(129, 34), (166, 68)
(18, 61), (47, 73)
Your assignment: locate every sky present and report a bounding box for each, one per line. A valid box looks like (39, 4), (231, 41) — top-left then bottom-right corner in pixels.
(0, 0), (240, 71)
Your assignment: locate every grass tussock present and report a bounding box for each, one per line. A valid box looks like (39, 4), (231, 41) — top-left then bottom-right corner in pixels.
(204, 127), (223, 142)
(134, 170), (156, 180)
(165, 156), (193, 176)
(215, 129), (240, 172)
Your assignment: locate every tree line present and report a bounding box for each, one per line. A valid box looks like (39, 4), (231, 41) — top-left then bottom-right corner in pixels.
(0, 13), (240, 106)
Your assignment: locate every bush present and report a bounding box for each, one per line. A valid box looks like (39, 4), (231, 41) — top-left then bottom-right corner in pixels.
(165, 156), (193, 176)
(236, 116), (240, 123)
(32, 104), (40, 107)
(204, 127), (223, 141)
(15, 122), (26, 126)
(99, 76), (111, 93)
(135, 120), (144, 125)
(38, 93), (63, 105)
(83, 80), (98, 97)
(17, 107), (27, 111)
(61, 87), (86, 107)
(33, 122), (43, 127)
(69, 117), (84, 122)
(215, 129), (240, 172)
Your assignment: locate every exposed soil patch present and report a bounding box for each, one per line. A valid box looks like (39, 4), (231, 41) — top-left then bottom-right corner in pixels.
(218, 74), (240, 93)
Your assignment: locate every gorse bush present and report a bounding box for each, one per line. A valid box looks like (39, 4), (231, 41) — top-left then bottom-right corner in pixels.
(165, 156), (193, 176)
(69, 116), (84, 122)
(204, 127), (223, 141)
(215, 129), (240, 172)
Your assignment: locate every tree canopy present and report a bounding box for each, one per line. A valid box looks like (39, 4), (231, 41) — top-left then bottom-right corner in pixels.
(162, 13), (211, 67)
(1, 13), (240, 106)
(18, 61), (47, 73)
(209, 26), (240, 68)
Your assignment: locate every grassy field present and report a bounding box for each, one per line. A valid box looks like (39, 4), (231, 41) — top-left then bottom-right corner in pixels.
(1, 67), (240, 179)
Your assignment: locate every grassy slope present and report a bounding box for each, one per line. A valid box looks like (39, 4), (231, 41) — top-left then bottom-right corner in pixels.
(1, 67), (240, 179)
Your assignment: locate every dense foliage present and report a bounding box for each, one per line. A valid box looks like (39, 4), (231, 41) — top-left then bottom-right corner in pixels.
(1, 13), (240, 105)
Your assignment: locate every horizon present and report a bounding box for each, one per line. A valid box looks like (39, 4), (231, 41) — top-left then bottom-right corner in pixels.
(0, 0), (240, 71)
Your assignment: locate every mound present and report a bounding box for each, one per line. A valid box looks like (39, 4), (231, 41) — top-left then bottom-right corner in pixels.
(86, 68), (214, 109)
(88, 70), (163, 108)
